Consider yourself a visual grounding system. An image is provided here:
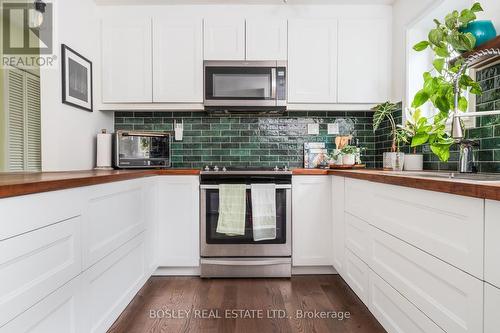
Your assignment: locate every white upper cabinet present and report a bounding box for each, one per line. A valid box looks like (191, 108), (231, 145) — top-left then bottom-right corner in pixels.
(246, 19), (287, 60)
(153, 19), (203, 103)
(204, 19), (245, 60)
(338, 19), (391, 103)
(101, 18), (152, 103)
(288, 19), (338, 103)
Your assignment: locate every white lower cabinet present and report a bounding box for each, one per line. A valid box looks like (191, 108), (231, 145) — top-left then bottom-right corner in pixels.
(369, 270), (445, 333)
(157, 176), (200, 268)
(484, 282), (500, 333)
(344, 212), (369, 263)
(370, 225), (483, 333)
(292, 176), (332, 266)
(81, 234), (146, 333)
(0, 217), (82, 327)
(485, 200), (500, 288)
(0, 276), (83, 333)
(331, 176), (345, 274)
(343, 248), (369, 305)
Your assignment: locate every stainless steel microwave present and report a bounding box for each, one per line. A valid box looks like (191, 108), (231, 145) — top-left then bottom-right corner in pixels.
(204, 60), (287, 112)
(113, 131), (171, 168)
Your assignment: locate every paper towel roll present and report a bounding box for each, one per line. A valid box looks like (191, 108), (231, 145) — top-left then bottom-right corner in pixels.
(96, 132), (112, 168)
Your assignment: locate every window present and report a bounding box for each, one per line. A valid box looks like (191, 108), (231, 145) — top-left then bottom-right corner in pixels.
(2, 67), (41, 171)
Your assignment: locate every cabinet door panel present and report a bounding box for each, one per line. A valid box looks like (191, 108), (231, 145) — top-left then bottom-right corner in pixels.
(331, 176), (345, 275)
(338, 19), (390, 103)
(485, 200), (500, 288)
(204, 19), (245, 60)
(485, 283), (500, 333)
(292, 176), (332, 266)
(157, 176), (200, 267)
(344, 248), (369, 305)
(288, 19), (338, 103)
(345, 212), (370, 263)
(246, 19), (287, 60)
(370, 226), (483, 333)
(101, 18), (152, 103)
(0, 217), (82, 326)
(153, 19), (203, 102)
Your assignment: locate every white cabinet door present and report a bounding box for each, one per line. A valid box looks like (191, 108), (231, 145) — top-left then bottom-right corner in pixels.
(369, 270), (445, 333)
(331, 176), (345, 275)
(344, 248), (369, 305)
(153, 18), (203, 103)
(485, 283), (500, 333)
(246, 19), (287, 60)
(485, 200), (500, 288)
(0, 217), (82, 327)
(81, 234), (146, 333)
(288, 19), (338, 103)
(292, 176), (332, 266)
(204, 19), (245, 60)
(101, 18), (152, 103)
(157, 176), (200, 267)
(338, 19), (390, 103)
(0, 276), (84, 333)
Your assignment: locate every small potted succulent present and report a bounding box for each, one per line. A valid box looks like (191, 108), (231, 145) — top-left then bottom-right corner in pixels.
(339, 145), (357, 166)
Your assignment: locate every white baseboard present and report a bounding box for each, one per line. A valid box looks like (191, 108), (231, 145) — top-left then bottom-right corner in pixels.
(292, 266), (338, 275)
(153, 266), (201, 276)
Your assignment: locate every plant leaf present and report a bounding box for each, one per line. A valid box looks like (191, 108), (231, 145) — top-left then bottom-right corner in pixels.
(430, 142), (452, 162)
(429, 28), (444, 46)
(471, 2), (483, 12)
(434, 46), (450, 57)
(411, 132), (429, 147)
(435, 95), (450, 113)
(459, 9), (476, 24)
(433, 58), (445, 73)
(458, 96), (468, 112)
(412, 90), (430, 108)
(413, 40), (430, 51)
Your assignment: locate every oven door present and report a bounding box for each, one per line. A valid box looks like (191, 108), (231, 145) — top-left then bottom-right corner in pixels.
(200, 184), (291, 257)
(204, 61), (278, 107)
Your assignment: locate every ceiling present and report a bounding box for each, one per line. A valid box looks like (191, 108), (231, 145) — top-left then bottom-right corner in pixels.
(95, 0), (395, 5)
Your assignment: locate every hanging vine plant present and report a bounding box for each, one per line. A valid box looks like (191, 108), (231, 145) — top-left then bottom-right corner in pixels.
(406, 2), (484, 161)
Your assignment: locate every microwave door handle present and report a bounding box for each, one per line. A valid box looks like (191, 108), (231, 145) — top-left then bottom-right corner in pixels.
(271, 68), (277, 100)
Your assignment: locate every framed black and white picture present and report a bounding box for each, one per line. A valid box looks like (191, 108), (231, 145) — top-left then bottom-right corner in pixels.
(61, 44), (93, 112)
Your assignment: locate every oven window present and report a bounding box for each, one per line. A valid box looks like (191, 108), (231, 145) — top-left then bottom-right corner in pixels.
(118, 135), (169, 159)
(205, 189), (287, 244)
(205, 67), (273, 100)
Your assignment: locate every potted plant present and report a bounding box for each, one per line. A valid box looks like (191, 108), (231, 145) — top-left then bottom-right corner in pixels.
(339, 145), (357, 166)
(408, 2), (485, 161)
(398, 108), (424, 171)
(372, 101), (402, 170)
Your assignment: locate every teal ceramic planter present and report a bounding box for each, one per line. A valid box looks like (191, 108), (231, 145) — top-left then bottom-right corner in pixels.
(460, 20), (497, 47)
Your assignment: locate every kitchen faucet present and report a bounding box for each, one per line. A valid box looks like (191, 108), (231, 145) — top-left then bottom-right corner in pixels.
(450, 48), (500, 172)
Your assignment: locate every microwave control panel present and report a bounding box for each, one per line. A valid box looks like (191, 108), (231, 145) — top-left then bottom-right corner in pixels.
(276, 67), (287, 101)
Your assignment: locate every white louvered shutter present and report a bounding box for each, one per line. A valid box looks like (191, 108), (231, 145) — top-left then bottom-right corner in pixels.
(7, 69), (25, 171)
(25, 72), (41, 171)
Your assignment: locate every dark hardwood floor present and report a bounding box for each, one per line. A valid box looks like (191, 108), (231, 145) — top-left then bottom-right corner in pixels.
(108, 275), (386, 333)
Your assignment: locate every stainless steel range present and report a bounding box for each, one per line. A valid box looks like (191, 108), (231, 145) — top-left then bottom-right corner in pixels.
(200, 166), (292, 278)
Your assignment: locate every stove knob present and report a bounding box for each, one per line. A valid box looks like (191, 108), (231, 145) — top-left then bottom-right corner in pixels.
(214, 165), (219, 172)
(204, 165), (210, 171)
(222, 166), (227, 172)
(274, 165), (280, 171)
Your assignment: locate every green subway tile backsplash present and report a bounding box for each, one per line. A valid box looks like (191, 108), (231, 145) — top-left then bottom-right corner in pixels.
(115, 111), (377, 169)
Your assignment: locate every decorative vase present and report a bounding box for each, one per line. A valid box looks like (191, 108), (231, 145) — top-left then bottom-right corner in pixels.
(342, 154), (355, 166)
(383, 152), (396, 170)
(404, 154), (424, 171)
(460, 20), (497, 47)
(391, 152), (405, 172)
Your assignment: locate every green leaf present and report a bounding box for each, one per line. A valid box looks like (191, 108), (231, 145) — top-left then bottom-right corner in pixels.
(413, 40), (430, 51)
(464, 32), (476, 49)
(445, 12), (458, 29)
(459, 9), (476, 24)
(430, 142), (452, 162)
(459, 33), (475, 50)
(458, 96), (468, 112)
(372, 102), (397, 132)
(434, 46), (450, 57)
(471, 2), (483, 12)
(435, 95), (450, 113)
(433, 58), (445, 73)
(412, 90), (430, 108)
(411, 132), (429, 147)
(429, 28), (444, 46)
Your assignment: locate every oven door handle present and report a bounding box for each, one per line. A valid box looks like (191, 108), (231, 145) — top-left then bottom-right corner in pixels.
(200, 184), (291, 190)
(200, 259), (290, 266)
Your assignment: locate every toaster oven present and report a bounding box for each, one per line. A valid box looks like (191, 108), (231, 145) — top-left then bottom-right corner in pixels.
(113, 130), (171, 168)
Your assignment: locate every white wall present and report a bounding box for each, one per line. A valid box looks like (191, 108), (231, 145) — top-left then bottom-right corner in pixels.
(40, 0), (113, 171)
(476, 0), (500, 33)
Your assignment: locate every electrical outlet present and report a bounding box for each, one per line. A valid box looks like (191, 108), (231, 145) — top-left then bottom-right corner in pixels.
(328, 123), (339, 135)
(307, 123), (319, 135)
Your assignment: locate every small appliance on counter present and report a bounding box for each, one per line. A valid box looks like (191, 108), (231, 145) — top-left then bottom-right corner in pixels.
(113, 130), (171, 169)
